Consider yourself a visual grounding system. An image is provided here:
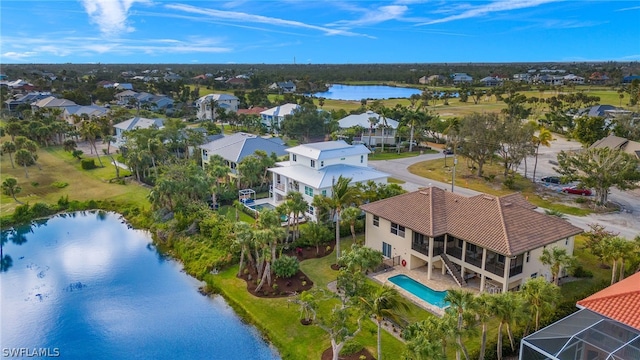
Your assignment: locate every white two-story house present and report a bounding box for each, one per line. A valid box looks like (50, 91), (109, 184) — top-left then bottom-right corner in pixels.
(338, 110), (399, 147)
(195, 94), (239, 121)
(260, 103), (299, 133)
(361, 187), (583, 293)
(268, 140), (389, 221)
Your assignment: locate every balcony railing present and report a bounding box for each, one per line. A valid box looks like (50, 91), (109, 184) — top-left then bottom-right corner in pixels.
(485, 262), (505, 277)
(274, 183), (285, 191)
(465, 252), (483, 268)
(509, 265), (523, 278)
(411, 241), (429, 256)
(446, 246), (463, 260)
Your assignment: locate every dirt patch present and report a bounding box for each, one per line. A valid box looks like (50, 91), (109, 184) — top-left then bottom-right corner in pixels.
(321, 347), (376, 360)
(284, 243), (334, 262)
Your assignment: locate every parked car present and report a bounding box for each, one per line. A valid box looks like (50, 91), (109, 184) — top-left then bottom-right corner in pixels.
(443, 149), (454, 155)
(562, 186), (592, 196)
(540, 176), (561, 184)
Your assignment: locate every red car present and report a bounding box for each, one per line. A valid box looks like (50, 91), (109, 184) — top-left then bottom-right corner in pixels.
(562, 186), (592, 196)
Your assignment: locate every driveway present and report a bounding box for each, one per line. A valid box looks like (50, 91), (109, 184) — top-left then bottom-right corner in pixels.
(370, 146), (640, 240)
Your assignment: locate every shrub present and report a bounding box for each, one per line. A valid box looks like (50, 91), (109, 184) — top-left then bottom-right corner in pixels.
(12, 204), (31, 224)
(52, 181), (68, 188)
(340, 340), (363, 356)
(72, 150), (83, 160)
(81, 158), (96, 170)
(575, 197), (587, 204)
(31, 182), (39, 187)
(57, 195), (70, 209)
(272, 255), (299, 279)
(30, 203), (52, 218)
(572, 265), (593, 278)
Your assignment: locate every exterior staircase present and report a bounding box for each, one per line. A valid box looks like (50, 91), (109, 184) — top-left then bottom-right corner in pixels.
(441, 253), (467, 287)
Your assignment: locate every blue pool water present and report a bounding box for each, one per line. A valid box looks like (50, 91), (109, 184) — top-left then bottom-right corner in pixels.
(388, 274), (449, 308)
(0, 211), (280, 360)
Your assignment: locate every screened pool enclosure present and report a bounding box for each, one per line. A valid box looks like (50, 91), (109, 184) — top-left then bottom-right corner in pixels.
(520, 308), (640, 360)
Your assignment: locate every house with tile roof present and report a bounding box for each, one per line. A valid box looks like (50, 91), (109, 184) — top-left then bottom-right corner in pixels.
(259, 103), (300, 133)
(520, 271), (640, 360)
(360, 187), (583, 293)
(337, 110), (399, 147)
(195, 94), (239, 121)
(200, 132), (288, 176)
(268, 140), (389, 221)
(590, 134), (640, 160)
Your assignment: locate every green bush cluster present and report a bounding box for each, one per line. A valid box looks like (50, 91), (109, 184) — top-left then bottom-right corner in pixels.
(339, 340), (363, 356)
(52, 181), (69, 188)
(272, 255), (300, 279)
(81, 158), (96, 170)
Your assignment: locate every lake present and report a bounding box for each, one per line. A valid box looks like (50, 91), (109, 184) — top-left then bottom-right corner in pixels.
(0, 211), (280, 360)
(310, 84), (422, 101)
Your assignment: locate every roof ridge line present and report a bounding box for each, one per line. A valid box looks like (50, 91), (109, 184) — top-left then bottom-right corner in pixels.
(579, 289), (640, 304)
(495, 197), (511, 255)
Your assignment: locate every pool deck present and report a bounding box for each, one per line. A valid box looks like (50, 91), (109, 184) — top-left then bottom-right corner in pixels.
(370, 265), (481, 316)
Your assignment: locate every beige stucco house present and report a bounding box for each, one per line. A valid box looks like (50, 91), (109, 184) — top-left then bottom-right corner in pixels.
(361, 187), (583, 293)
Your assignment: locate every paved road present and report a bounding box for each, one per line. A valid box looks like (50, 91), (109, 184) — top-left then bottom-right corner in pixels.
(370, 148), (640, 240)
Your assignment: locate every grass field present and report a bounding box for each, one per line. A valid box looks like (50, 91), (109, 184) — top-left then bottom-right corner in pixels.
(0, 143), (150, 217)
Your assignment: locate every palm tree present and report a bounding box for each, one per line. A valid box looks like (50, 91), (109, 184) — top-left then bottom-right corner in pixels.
(532, 126), (553, 182)
(1, 141), (17, 168)
(520, 277), (560, 332)
(79, 120), (103, 167)
(340, 206), (360, 241)
(358, 285), (410, 360)
(234, 222), (254, 277)
(329, 176), (359, 263)
(491, 291), (523, 360)
(23, 139), (42, 170)
(15, 149), (32, 178)
(471, 293), (493, 360)
(367, 116), (379, 149)
(601, 236), (635, 284)
(286, 191), (308, 241)
(444, 289), (474, 360)
(540, 246), (575, 285)
(2, 177), (23, 204)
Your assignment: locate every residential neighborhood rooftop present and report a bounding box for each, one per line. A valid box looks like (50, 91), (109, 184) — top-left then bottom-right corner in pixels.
(200, 132), (288, 163)
(286, 140), (370, 160)
(360, 187), (583, 256)
(269, 163), (388, 189)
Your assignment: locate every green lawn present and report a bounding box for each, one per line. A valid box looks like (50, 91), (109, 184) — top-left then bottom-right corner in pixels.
(1, 144), (149, 216)
(211, 235), (419, 360)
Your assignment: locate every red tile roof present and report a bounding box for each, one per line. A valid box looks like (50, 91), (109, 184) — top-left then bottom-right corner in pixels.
(577, 272), (640, 330)
(237, 107), (267, 115)
(360, 187), (583, 256)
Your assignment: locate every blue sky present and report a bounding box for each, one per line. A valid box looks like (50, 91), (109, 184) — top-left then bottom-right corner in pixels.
(1, 1), (639, 64)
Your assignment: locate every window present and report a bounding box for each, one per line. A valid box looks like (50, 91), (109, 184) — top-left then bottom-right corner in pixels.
(310, 159), (315, 168)
(382, 242), (391, 258)
(320, 160), (324, 167)
(306, 206), (314, 215)
(497, 254), (505, 264)
(321, 190), (327, 197)
(457, 239), (464, 249)
(391, 222), (405, 237)
(467, 244), (476, 252)
(360, 155), (364, 163)
(526, 252), (530, 263)
(373, 215), (379, 227)
(565, 238), (569, 246)
(530, 272), (538, 278)
(304, 186), (313, 197)
(292, 154), (297, 162)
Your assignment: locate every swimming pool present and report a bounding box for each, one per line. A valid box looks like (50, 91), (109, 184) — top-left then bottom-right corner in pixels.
(388, 274), (449, 308)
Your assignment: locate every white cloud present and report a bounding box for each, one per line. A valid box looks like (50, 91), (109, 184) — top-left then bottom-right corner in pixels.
(164, 3), (372, 37)
(420, 0), (558, 25)
(1, 51), (37, 61)
(327, 5), (408, 28)
(80, 0), (149, 37)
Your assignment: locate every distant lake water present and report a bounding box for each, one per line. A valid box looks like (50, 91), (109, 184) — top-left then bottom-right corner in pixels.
(310, 84), (422, 101)
(0, 211), (280, 360)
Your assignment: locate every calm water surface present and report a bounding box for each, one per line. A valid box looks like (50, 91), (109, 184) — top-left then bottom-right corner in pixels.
(0, 211), (280, 360)
(310, 84), (422, 101)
